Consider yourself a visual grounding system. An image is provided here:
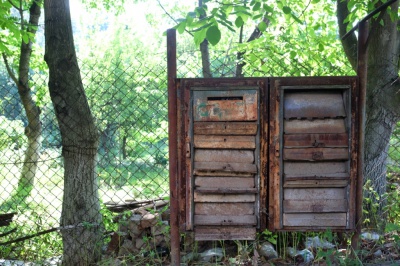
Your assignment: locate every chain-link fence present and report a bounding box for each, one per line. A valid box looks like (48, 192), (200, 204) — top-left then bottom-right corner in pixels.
(0, 41), (399, 263)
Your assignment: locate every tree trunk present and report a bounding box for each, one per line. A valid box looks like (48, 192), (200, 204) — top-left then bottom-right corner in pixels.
(2, 1), (42, 207)
(44, 0), (102, 264)
(337, 0), (400, 229)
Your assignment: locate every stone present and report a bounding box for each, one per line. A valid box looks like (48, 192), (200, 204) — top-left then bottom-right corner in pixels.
(118, 239), (138, 257)
(140, 212), (159, 228)
(295, 249), (314, 264)
(258, 241), (278, 259)
(151, 220), (169, 236)
(200, 248), (224, 262)
(305, 236), (335, 249)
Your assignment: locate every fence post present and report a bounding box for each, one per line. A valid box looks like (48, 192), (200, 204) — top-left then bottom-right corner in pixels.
(167, 28), (180, 265)
(352, 19), (368, 253)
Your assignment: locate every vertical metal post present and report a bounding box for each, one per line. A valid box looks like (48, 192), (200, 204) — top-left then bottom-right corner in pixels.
(352, 20), (368, 252)
(167, 29), (180, 265)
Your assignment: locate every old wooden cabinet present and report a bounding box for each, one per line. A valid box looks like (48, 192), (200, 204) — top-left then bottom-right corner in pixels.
(175, 77), (358, 240)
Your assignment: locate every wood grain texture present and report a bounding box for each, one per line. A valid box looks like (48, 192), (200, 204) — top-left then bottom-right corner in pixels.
(194, 122), (257, 135)
(194, 162), (257, 174)
(284, 119), (347, 134)
(283, 199), (348, 213)
(194, 149), (254, 163)
(284, 162), (348, 176)
(284, 188), (346, 200)
(194, 215), (257, 225)
(284, 133), (349, 148)
(283, 213), (347, 227)
(195, 203), (254, 215)
(194, 192), (256, 202)
(193, 90), (258, 121)
(194, 227), (256, 240)
(195, 177), (255, 188)
(194, 135), (256, 149)
(283, 147), (349, 161)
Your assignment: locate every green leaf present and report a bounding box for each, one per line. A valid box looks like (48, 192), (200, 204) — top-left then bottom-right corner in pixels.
(206, 25), (221, 45)
(258, 21), (267, 32)
(282, 6), (291, 14)
(194, 28), (207, 46)
(291, 13), (302, 24)
(235, 16), (244, 28)
(263, 4), (273, 13)
(252, 2), (261, 12)
(175, 21), (186, 34)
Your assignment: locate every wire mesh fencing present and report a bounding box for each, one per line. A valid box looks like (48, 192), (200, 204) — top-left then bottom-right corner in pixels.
(0, 43), (398, 263)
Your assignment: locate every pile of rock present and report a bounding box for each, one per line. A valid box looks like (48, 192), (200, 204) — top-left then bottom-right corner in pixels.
(105, 199), (170, 257)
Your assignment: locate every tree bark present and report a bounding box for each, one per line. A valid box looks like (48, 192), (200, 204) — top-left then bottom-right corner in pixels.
(337, 0), (400, 229)
(199, 0), (212, 78)
(2, 0), (42, 207)
(44, 0), (102, 264)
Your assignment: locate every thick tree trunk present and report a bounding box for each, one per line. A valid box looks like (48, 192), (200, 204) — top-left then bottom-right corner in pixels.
(2, 1), (42, 206)
(337, 0), (400, 229)
(44, 0), (102, 264)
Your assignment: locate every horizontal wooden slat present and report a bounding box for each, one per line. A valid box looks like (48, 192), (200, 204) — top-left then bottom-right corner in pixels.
(194, 122), (258, 135)
(284, 162), (348, 176)
(284, 133), (349, 148)
(283, 148), (349, 161)
(195, 177), (255, 188)
(284, 119), (347, 134)
(284, 188), (346, 200)
(194, 149), (254, 163)
(194, 215), (257, 226)
(285, 172), (349, 180)
(284, 91), (346, 119)
(193, 90), (258, 121)
(194, 135), (256, 149)
(193, 171), (254, 177)
(284, 179), (349, 188)
(283, 213), (347, 227)
(195, 188), (257, 194)
(195, 227), (256, 240)
(194, 162), (257, 174)
(194, 192), (256, 202)
(195, 203), (254, 215)
(283, 199), (348, 213)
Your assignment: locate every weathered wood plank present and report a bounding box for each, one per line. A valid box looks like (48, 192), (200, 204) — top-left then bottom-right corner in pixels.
(195, 203), (254, 215)
(194, 135), (256, 149)
(194, 122), (257, 135)
(284, 91), (346, 119)
(194, 192), (256, 202)
(194, 162), (257, 174)
(283, 148), (349, 161)
(284, 188), (346, 200)
(284, 119), (347, 134)
(195, 187), (257, 194)
(195, 227), (256, 240)
(283, 199), (348, 213)
(194, 215), (257, 226)
(193, 90), (258, 121)
(285, 172), (349, 180)
(193, 171), (254, 177)
(284, 133), (349, 148)
(195, 177), (255, 188)
(283, 213), (347, 227)
(284, 162), (348, 176)
(194, 149), (254, 163)
(283, 179), (349, 188)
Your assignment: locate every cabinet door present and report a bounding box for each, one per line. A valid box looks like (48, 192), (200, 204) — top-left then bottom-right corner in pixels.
(269, 77), (358, 231)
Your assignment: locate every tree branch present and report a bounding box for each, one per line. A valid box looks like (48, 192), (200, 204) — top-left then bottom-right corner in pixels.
(336, 0), (358, 71)
(2, 53), (18, 84)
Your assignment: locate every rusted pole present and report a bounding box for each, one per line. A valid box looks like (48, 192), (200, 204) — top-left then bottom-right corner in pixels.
(352, 20), (368, 253)
(167, 28), (180, 265)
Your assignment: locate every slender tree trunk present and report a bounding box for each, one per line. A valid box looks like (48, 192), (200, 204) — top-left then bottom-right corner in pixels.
(2, 1), (42, 207)
(44, 0), (102, 264)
